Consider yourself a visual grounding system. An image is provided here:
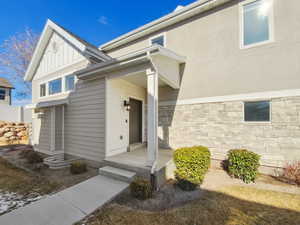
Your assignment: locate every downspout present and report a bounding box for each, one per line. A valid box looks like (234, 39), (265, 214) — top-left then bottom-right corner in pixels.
(147, 49), (159, 191)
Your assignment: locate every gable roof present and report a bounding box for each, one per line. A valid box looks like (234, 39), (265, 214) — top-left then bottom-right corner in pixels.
(24, 19), (111, 81)
(100, 0), (232, 51)
(0, 78), (14, 89)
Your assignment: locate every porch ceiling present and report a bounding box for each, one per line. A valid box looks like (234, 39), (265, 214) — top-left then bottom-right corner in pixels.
(120, 71), (167, 88)
(76, 45), (186, 89)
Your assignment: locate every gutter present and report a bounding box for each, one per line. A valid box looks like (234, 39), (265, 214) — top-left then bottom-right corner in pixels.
(101, 0), (233, 51)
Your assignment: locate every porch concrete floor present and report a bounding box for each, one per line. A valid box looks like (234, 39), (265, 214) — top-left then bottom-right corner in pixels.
(105, 147), (174, 171)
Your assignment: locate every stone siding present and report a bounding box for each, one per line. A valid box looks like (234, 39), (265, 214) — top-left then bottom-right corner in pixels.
(158, 96), (300, 168)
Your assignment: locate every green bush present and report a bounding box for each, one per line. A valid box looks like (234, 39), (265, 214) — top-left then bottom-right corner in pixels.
(26, 151), (43, 164)
(174, 146), (211, 191)
(227, 149), (260, 183)
(130, 178), (152, 200)
(70, 161), (87, 174)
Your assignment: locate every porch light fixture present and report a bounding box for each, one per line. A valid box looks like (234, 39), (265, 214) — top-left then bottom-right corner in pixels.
(124, 100), (131, 111)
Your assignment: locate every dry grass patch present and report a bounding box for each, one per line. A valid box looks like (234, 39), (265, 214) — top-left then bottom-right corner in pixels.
(79, 186), (300, 225)
(0, 157), (60, 195)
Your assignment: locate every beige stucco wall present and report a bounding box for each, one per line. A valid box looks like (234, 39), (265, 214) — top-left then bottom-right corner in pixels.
(105, 0), (300, 101)
(106, 78), (146, 156)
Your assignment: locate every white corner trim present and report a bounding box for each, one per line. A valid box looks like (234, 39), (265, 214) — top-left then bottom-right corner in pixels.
(159, 89), (300, 106)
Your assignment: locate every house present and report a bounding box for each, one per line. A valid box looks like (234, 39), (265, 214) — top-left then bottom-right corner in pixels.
(0, 78), (13, 105)
(25, 0), (300, 180)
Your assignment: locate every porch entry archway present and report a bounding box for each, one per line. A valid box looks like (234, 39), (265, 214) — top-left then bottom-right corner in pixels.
(129, 98), (143, 145)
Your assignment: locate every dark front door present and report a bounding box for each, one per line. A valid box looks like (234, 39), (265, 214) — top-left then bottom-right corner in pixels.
(129, 98), (142, 144)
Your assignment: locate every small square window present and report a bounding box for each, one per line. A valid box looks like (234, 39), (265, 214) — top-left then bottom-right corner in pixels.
(40, 84), (46, 97)
(150, 35), (165, 47)
(241, 0), (273, 47)
(49, 78), (62, 95)
(0, 89), (5, 100)
(244, 101), (270, 122)
(65, 75), (75, 91)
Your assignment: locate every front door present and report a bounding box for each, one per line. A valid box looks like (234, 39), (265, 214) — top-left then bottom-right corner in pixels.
(129, 98), (142, 144)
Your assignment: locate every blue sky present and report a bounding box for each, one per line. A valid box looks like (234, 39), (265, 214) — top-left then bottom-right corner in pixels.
(0, 0), (195, 105)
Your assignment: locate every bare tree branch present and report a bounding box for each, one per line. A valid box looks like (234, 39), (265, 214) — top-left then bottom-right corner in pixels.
(0, 28), (39, 98)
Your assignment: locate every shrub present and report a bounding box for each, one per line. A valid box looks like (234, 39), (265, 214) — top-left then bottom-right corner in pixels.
(26, 151), (43, 164)
(130, 177), (152, 200)
(227, 149), (260, 183)
(174, 146), (211, 191)
(281, 161), (300, 185)
(70, 161), (87, 174)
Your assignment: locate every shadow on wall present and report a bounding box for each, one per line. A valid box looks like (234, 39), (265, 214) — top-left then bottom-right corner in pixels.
(158, 64), (185, 149)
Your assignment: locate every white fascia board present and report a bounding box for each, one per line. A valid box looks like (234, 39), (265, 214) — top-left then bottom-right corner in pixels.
(24, 19), (108, 82)
(24, 20), (53, 82)
(101, 0), (232, 51)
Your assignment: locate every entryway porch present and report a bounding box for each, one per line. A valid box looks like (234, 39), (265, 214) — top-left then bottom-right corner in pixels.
(76, 45), (185, 186)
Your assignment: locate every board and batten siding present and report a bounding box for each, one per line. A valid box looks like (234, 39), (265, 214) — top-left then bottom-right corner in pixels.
(34, 31), (85, 80)
(64, 78), (106, 161)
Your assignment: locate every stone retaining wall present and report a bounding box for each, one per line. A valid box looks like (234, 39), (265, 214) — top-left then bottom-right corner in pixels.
(0, 121), (30, 145)
(158, 96), (300, 169)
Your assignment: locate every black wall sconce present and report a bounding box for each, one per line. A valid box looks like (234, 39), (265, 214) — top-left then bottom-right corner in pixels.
(124, 100), (131, 111)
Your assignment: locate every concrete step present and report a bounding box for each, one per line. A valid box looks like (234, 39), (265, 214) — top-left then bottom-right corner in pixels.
(99, 166), (136, 183)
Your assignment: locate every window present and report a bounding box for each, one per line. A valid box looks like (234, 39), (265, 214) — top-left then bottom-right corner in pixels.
(0, 89), (5, 100)
(48, 78), (62, 95)
(150, 35), (165, 47)
(65, 75), (75, 91)
(244, 101), (270, 122)
(241, 0), (273, 47)
(40, 83), (46, 97)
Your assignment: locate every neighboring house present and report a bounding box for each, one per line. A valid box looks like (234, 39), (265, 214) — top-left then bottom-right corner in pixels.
(25, 0), (300, 177)
(0, 78), (13, 105)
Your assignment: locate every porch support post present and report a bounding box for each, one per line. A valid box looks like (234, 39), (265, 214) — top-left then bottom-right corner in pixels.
(146, 69), (158, 167)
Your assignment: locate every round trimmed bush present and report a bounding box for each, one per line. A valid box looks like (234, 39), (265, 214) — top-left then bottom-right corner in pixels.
(174, 146), (211, 191)
(130, 177), (152, 200)
(227, 149), (260, 183)
(70, 161), (87, 174)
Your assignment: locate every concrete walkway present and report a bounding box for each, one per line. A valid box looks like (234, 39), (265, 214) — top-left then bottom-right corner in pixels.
(0, 175), (129, 225)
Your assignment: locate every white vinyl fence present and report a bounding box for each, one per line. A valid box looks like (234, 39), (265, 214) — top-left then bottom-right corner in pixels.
(0, 105), (32, 123)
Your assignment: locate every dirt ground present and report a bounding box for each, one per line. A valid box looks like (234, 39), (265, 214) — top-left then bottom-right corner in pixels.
(0, 145), (98, 192)
(77, 169), (300, 225)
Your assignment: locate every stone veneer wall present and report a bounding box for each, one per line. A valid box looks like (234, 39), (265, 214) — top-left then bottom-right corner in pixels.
(158, 96), (300, 169)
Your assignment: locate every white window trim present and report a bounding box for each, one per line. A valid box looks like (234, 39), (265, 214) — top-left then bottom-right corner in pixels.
(38, 73), (77, 99)
(149, 33), (167, 47)
(48, 77), (63, 96)
(239, 0), (275, 49)
(243, 100), (272, 123)
(39, 83), (47, 98)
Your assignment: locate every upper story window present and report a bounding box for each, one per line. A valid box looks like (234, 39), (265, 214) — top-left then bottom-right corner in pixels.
(40, 83), (46, 97)
(0, 89), (5, 100)
(150, 35), (165, 47)
(244, 100), (270, 122)
(65, 75), (75, 91)
(241, 0), (273, 48)
(49, 78), (62, 95)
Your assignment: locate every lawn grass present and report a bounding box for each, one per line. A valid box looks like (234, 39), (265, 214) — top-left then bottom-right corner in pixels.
(0, 157), (60, 195)
(80, 185), (300, 225)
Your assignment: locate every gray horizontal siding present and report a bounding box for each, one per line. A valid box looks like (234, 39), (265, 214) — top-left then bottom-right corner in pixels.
(64, 78), (106, 161)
